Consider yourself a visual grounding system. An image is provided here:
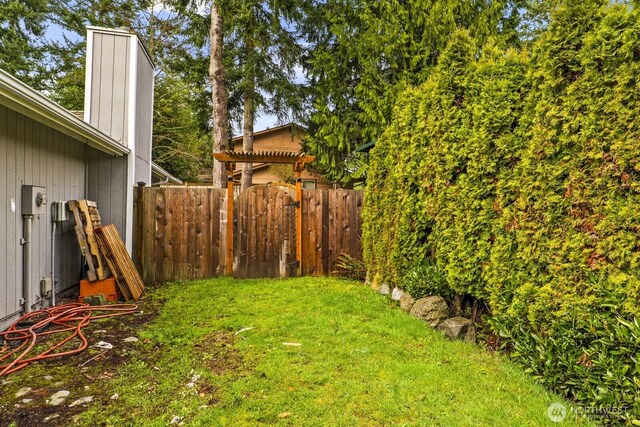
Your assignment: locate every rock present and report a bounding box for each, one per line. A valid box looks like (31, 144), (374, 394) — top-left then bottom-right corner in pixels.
(110, 393), (119, 400)
(94, 341), (113, 349)
(15, 387), (32, 398)
(379, 283), (390, 295)
(43, 375), (54, 381)
(22, 399), (33, 404)
(400, 294), (416, 312)
(410, 296), (450, 327)
(170, 416), (183, 425)
(48, 390), (70, 406)
(436, 317), (477, 343)
(69, 396), (93, 407)
(391, 287), (404, 301)
(123, 336), (139, 343)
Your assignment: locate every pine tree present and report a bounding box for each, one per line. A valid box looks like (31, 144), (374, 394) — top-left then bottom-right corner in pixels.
(302, 0), (526, 183)
(226, 1), (306, 190)
(0, 0), (50, 90)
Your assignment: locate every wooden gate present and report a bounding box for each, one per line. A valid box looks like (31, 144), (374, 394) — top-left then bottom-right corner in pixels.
(233, 185), (297, 278)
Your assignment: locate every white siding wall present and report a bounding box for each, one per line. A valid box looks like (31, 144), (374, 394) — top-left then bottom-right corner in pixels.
(88, 32), (130, 146)
(0, 105), (86, 327)
(134, 43), (153, 185)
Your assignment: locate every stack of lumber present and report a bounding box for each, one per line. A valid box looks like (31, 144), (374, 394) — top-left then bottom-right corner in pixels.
(68, 200), (110, 281)
(69, 200), (144, 301)
(94, 224), (144, 301)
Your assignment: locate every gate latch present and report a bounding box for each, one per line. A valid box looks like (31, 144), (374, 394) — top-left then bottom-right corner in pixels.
(285, 201), (300, 208)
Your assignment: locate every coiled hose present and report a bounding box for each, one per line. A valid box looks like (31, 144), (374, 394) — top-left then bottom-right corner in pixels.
(0, 302), (138, 376)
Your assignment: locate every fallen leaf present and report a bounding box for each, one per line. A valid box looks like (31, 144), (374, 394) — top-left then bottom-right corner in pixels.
(277, 412), (292, 419)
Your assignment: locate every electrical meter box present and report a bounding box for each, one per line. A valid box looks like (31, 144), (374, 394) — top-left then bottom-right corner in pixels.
(21, 185), (47, 215)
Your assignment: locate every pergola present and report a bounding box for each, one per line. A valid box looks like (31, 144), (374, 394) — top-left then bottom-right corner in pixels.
(213, 151), (316, 276)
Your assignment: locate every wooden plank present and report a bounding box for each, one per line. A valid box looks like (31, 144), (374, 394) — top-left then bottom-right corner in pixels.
(301, 189), (311, 275)
(321, 190), (330, 275)
(95, 224), (144, 301)
(226, 174), (234, 275)
(194, 190), (204, 278)
(79, 200), (111, 280)
(249, 187), (258, 277)
(140, 187), (156, 284)
(178, 190), (186, 279)
(162, 188), (174, 282)
(186, 190), (195, 278)
(172, 188), (183, 279)
(295, 172), (302, 276)
(68, 200), (98, 281)
(210, 189), (220, 275)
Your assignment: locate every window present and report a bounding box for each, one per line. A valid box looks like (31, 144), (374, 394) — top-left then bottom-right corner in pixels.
(302, 180), (317, 190)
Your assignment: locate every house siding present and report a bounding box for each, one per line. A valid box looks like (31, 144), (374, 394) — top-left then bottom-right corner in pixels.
(85, 150), (128, 239)
(134, 42), (153, 185)
(0, 105), (86, 327)
(88, 32), (130, 146)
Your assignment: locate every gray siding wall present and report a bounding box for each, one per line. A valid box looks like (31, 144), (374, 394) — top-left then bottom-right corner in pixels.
(88, 32), (130, 147)
(0, 105), (85, 326)
(134, 43), (153, 185)
(86, 150), (127, 239)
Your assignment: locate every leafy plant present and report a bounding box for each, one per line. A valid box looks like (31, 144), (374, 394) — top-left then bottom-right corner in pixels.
(332, 254), (366, 281)
(401, 259), (454, 300)
(489, 276), (640, 424)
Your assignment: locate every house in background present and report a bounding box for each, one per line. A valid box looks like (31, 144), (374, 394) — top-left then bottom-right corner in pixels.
(0, 27), (174, 330)
(200, 123), (338, 189)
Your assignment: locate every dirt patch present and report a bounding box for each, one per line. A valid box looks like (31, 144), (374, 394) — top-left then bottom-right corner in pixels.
(0, 289), (165, 427)
(196, 331), (246, 375)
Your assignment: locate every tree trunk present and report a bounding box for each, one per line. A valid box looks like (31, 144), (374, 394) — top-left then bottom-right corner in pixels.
(240, 89), (255, 191)
(209, 0), (229, 188)
(240, 17), (255, 192)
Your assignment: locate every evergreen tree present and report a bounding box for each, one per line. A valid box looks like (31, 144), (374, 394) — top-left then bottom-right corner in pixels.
(0, 0), (50, 89)
(302, 0), (526, 183)
(225, 1), (306, 190)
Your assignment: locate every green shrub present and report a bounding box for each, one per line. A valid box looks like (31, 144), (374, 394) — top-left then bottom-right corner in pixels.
(490, 274), (640, 422)
(401, 259), (454, 300)
(363, 2), (640, 423)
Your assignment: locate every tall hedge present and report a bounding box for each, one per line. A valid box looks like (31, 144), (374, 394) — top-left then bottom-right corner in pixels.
(363, 2), (640, 422)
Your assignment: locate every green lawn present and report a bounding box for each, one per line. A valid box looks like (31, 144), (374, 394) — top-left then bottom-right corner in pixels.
(3, 277), (591, 426)
(71, 277), (589, 426)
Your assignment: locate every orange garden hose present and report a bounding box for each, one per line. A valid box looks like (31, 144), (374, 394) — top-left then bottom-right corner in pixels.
(0, 302), (138, 376)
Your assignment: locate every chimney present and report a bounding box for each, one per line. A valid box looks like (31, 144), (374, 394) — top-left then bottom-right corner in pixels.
(83, 27), (154, 251)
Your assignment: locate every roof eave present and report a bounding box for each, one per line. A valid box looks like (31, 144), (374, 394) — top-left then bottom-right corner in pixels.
(151, 162), (183, 184)
(0, 68), (129, 156)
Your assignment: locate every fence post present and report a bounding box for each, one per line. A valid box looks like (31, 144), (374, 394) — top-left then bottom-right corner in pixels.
(295, 164), (303, 276)
(226, 163), (235, 276)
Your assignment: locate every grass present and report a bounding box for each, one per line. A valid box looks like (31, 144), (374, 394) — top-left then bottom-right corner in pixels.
(3, 277), (590, 426)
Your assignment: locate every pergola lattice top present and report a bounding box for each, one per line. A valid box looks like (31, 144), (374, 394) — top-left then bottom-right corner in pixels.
(214, 151), (315, 165)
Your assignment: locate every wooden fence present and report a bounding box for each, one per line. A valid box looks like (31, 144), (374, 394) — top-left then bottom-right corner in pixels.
(133, 185), (363, 283)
